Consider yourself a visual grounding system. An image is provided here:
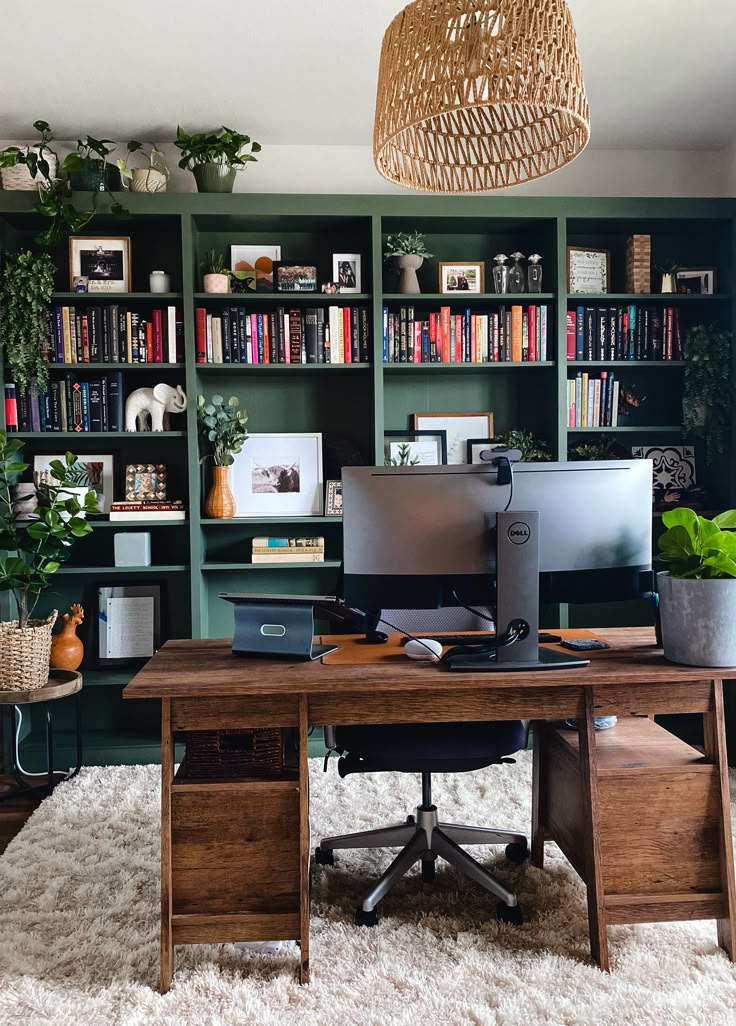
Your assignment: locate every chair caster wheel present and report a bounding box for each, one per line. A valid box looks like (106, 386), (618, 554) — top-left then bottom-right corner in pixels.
(314, 847), (334, 866)
(421, 858), (436, 882)
(496, 901), (523, 926)
(355, 906), (378, 927)
(505, 841), (530, 864)
(405, 815), (415, 824)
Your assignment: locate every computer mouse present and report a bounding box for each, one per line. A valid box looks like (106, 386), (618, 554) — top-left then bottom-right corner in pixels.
(405, 638), (443, 661)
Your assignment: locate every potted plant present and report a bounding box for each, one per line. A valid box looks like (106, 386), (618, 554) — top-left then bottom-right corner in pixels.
(0, 436), (99, 691)
(0, 250), (56, 394)
(494, 428), (552, 462)
(202, 249), (230, 293)
(175, 126), (261, 193)
(197, 394), (249, 518)
(682, 323), (732, 464)
(656, 258), (680, 294)
(384, 230), (433, 294)
(657, 506), (736, 665)
(116, 141), (170, 193)
(0, 120), (58, 191)
(63, 135), (121, 192)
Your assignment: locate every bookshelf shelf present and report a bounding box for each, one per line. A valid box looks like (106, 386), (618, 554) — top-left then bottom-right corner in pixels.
(46, 363), (184, 371)
(15, 431), (186, 439)
(52, 292), (184, 301)
(566, 426), (684, 433)
(568, 361), (684, 368)
(201, 561), (341, 571)
(193, 293), (372, 303)
(200, 516), (341, 526)
(566, 293), (732, 301)
(92, 520), (189, 528)
(382, 293), (555, 302)
(384, 361), (556, 371)
(57, 565), (188, 575)
(196, 363), (371, 373)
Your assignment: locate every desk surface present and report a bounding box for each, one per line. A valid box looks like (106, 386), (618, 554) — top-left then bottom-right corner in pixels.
(124, 627), (726, 701)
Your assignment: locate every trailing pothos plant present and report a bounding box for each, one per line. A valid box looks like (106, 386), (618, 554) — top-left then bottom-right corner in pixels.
(0, 435), (98, 628)
(658, 507), (736, 579)
(682, 323), (732, 464)
(0, 250), (56, 393)
(175, 126), (261, 170)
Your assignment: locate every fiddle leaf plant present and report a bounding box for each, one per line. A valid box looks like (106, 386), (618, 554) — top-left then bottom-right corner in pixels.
(0, 435), (99, 628)
(682, 323), (732, 463)
(0, 250), (56, 394)
(197, 394), (249, 466)
(658, 507), (736, 579)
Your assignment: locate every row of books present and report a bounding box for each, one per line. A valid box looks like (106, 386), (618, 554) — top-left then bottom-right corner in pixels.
(382, 305), (549, 363)
(250, 535), (325, 563)
(6, 373), (125, 433)
(567, 372), (622, 428)
(109, 500), (186, 522)
(44, 305), (184, 365)
(565, 305), (683, 362)
(195, 306), (370, 364)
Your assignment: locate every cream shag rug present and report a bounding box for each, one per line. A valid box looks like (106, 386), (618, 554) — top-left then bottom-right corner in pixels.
(1, 755), (735, 1026)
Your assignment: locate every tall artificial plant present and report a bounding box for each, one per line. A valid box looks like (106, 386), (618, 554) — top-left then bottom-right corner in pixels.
(682, 323), (732, 463)
(197, 394), (249, 465)
(0, 251), (56, 393)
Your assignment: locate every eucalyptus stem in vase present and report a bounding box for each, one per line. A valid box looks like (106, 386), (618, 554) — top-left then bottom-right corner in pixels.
(197, 394), (249, 519)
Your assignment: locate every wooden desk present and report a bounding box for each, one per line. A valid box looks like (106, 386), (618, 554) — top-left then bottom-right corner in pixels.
(124, 628), (736, 991)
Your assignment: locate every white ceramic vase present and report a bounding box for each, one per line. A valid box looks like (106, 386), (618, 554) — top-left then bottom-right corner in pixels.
(394, 254), (424, 294)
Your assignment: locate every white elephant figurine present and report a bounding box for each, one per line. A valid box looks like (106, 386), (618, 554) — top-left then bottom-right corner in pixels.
(125, 383), (187, 432)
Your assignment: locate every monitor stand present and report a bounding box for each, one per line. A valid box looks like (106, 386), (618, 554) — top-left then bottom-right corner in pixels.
(227, 598), (338, 660)
(443, 645), (588, 672)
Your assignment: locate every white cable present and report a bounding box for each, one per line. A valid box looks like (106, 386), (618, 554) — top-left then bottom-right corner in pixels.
(14, 705), (57, 778)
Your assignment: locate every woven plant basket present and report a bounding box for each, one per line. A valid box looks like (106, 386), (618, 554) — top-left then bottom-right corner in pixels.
(0, 610), (58, 691)
(0, 151), (58, 191)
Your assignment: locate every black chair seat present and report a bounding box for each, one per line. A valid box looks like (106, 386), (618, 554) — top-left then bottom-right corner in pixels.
(335, 720), (527, 774)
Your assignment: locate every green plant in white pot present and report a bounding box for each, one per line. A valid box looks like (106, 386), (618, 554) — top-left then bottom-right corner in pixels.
(117, 141), (170, 193)
(657, 506), (736, 666)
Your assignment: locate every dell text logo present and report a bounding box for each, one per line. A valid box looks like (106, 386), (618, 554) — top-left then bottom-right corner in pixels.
(507, 522), (531, 545)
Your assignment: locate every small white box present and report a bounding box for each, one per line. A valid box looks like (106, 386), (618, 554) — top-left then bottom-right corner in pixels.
(114, 532), (152, 567)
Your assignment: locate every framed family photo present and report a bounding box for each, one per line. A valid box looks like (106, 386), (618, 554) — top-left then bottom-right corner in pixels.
(412, 412), (493, 465)
(33, 451), (117, 512)
(230, 432), (323, 516)
(69, 236), (130, 293)
(325, 480), (343, 515)
(333, 253), (361, 293)
(384, 430), (447, 466)
(439, 261), (485, 294)
(675, 267), (717, 295)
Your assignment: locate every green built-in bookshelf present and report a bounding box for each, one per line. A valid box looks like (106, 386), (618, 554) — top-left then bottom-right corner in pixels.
(1, 191), (735, 766)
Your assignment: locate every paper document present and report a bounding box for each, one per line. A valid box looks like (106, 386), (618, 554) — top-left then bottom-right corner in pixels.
(100, 596), (154, 659)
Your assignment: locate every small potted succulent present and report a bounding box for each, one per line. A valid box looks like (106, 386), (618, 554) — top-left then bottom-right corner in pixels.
(384, 230), (433, 294)
(116, 141), (170, 193)
(175, 126), (261, 193)
(197, 394), (249, 519)
(202, 250), (230, 294)
(63, 135), (121, 192)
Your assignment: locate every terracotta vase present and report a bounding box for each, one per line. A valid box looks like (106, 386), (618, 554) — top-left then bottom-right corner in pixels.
(205, 465), (236, 519)
(50, 604), (84, 672)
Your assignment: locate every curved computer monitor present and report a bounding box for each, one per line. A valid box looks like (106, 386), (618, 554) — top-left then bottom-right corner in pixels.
(341, 460), (653, 612)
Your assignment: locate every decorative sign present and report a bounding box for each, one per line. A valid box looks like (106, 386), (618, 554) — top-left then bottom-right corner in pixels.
(567, 246), (610, 294)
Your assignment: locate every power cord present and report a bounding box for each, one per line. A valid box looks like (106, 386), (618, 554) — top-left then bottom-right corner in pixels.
(14, 706), (54, 779)
(438, 618), (530, 666)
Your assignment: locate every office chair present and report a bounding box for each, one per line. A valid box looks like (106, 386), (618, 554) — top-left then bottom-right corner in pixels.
(315, 608), (530, 926)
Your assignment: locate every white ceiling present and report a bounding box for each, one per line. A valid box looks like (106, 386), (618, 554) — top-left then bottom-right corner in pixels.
(1, 0), (735, 151)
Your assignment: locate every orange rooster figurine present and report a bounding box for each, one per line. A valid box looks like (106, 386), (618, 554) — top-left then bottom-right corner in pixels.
(50, 603), (84, 671)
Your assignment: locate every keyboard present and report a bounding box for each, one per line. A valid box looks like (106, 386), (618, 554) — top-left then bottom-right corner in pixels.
(400, 632), (562, 646)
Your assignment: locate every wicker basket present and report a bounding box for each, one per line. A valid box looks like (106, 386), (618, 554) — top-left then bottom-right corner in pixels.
(182, 728), (284, 779)
(0, 610), (58, 691)
(0, 151), (58, 191)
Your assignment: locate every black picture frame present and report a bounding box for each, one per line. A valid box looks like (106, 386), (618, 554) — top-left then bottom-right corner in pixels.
(383, 429), (447, 466)
(466, 437), (504, 464)
(273, 262), (318, 293)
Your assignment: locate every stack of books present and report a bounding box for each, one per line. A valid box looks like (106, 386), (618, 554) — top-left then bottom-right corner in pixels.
(109, 499), (186, 522)
(251, 536), (325, 563)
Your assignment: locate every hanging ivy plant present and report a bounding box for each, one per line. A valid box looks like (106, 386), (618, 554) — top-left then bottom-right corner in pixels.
(0, 250), (56, 394)
(682, 323), (732, 464)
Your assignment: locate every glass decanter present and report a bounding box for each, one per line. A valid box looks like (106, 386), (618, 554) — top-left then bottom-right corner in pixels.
(527, 254), (543, 293)
(508, 252), (526, 293)
(492, 253), (509, 294)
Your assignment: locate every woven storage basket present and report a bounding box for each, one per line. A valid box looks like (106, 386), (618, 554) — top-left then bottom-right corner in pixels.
(0, 610), (58, 691)
(0, 151), (58, 191)
(182, 728), (283, 779)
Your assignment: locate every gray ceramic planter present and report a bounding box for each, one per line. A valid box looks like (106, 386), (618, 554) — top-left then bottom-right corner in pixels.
(192, 163), (237, 193)
(657, 570), (736, 666)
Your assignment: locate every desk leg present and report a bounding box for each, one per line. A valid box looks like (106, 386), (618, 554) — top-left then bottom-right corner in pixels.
(703, 680), (736, 961)
(531, 721), (547, 869)
(578, 688), (609, 971)
(298, 696), (310, 984)
(160, 699), (174, 993)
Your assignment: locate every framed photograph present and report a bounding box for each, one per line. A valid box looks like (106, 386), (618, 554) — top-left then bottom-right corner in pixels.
(384, 430), (447, 466)
(332, 253), (361, 293)
(273, 262), (318, 292)
(69, 236), (130, 293)
(230, 245), (282, 292)
(675, 267), (717, 295)
(567, 246), (610, 294)
(97, 584), (161, 666)
(33, 451), (117, 512)
(325, 480), (343, 516)
(413, 412), (493, 465)
(230, 432), (323, 517)
(466, 438), (507, 465)
(439, 261), (485, 293)
(125, 463), (166, 502)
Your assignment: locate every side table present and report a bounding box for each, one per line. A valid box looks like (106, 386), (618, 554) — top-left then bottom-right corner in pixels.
(0, 670), (83, 799)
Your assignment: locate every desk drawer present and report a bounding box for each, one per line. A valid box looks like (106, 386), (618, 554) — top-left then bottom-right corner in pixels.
(171, 695), (299, 730)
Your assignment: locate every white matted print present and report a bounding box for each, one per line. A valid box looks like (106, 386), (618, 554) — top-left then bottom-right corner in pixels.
(413, 412), (493, 465)
(332, 253), (361, 293)
(231, 433), (323, 516)
(69, 236), (130, 293)
(230, 245), (282, 292)
(33, 452), (117, 512)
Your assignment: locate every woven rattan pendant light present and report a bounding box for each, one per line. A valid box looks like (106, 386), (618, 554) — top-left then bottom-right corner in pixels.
(373, 0), (590, 192)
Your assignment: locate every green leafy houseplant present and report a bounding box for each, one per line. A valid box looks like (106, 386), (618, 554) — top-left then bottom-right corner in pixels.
(116, 141), (170, 191)
(0, 119), (57, 183)
(0, 251), (56, 393)
(0, 435), (98, 628)
(494, 429), (552, 462)
(682, 323), (732, 463)
(384, 231), (434, 259)
(175, 126), (261, 193)
(197, 394), (249, 466)
(658, 507), (736, 579)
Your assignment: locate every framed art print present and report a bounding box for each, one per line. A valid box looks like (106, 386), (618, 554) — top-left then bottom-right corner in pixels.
(567, 246), (610, 294)
(33, 451), (117, 512)
(69, 236), (130, 293)
(384, 429), (447, 466)
(466, 438), (504, 464)
(332, 253), (361, 293)
(230, 245), (282, 292)
(230, 432), (323, 516)
(125, 463), (166, 501)
(412, 412), (493, 465)
(675, 267), (717, 295)
(439, 261), (485, 294)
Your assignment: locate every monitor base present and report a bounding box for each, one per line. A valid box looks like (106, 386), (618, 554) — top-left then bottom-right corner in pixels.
(442, 645), (590, 672)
